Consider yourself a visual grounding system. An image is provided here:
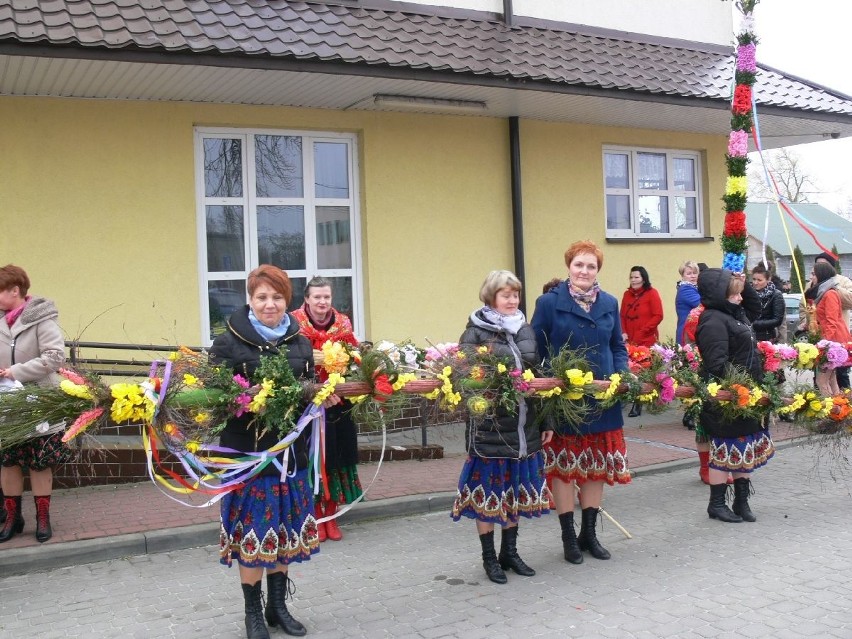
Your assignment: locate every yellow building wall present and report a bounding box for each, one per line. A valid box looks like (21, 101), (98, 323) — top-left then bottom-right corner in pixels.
(520, 120), (727, 342)
(0, 96), (725, 350)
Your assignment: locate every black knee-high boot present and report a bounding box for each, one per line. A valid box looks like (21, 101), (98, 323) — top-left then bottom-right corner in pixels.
(628, 401), (642, 417)
(241, 581), (271, 639)
(559, 511), (583, 564)
(34, 495), (52, 542)
(498, 526), (535, 576)
(479, 530), (507, 584)
(265, 572), (306, 636)
(707, 483), (742, 523)
(577, 507), (611, 560)
(0, 496), (23, 543)
(732, 477), (756, 522)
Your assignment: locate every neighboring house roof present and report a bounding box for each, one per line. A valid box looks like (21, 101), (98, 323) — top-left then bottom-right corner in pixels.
(1, 0), (851, 119)
(746, 202), (852, 256)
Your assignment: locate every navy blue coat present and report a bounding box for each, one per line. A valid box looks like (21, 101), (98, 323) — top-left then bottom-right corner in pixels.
(531, 281), (628, 435)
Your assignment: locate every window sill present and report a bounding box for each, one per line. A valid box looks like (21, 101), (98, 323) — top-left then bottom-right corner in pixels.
(606, 236), (715, 243)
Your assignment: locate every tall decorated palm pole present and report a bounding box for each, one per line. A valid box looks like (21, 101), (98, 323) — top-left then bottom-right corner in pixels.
(722, 0), (758, 272)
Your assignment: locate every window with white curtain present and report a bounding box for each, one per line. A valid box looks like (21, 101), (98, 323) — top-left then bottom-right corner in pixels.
(603, 146), (702, 239)
(195, 128), (360, 344)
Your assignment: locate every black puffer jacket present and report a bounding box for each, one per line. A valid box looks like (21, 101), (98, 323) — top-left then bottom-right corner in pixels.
(695, 269), (764, 438)
(751, 287), (785, 342)
(458, 309), (547, 459)
(209, 306), (315, 474)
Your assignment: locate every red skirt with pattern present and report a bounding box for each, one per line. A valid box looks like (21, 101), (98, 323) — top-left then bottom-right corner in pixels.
(544, 429), (631, 485)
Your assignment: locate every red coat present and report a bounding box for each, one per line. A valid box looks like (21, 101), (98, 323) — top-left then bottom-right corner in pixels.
(620, 286), (664, 347)
(816, 289), (852, 343)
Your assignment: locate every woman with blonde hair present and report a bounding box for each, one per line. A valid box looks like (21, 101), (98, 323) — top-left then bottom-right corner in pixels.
(675, 260), (701, 345)
(452, 270), (553, 584)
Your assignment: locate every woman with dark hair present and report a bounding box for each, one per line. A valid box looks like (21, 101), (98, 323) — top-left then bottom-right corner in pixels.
(620, 265), (664, 417)
(211, 264), (339, 639)
(532, 240), (630, 564)
(695, 268), (774, 524)
(812, 261), (851, 396)
(0, 264), (68, 543)
(452, 270), (553, 584)
(750, 264), (785, 344)
(291, 276), (362, 542)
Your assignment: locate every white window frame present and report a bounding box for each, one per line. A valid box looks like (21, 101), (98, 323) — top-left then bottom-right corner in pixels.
(603, 145), (703, 239)
(194, 127), (363, 346)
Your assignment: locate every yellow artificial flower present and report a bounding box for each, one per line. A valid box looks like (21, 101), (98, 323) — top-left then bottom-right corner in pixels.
(392, 373), (417, 391)
(593, 373), (621, 401)
(349, 395), (369, 404)
(522, 369), (535, 382)
(748, 387), (763, 407)
(469, 366), (485, 381)
(725, 175), (747, 196)
(497, 363), (507, 374)
(183, 374), (198, 386)
(468, 396), (490, 415)
(707, 382), (721, 397)
(110, 383), (156, 424)
(477, 346), (488, 354)
(535, 386), (562, 398)
(194, 412), (209, 423)
(185, 441), (200, 454)
(321, 341), (351, 374)
(422, 389), (441, 400)
(313, 373), (344, 406)
(248, 378), (275, 413)
(442, 366), (453, 377)
(60, 379), (94, 400)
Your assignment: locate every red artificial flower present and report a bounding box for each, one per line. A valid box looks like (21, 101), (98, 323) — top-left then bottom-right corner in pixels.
(372, 374), (394, 403)
(627, 344), (652, 373)
(724, 211), (747, 236)
(732, 84), (752, 115)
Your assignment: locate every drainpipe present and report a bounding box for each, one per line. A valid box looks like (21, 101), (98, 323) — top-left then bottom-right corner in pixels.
(508, 116), (526, 314)
(503, 0), (513, 26)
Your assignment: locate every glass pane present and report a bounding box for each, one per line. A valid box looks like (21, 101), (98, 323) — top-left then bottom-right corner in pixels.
(316, 206), (352, 269)
(606, 195), (631, 230)
(255, 135), (303, 198)
(674, 197), (698, 230)
(289, 277), (307, 314)
(674, 158), (696, 191)
(204, 138), (242, 197)
(257, 205), (306, 270)
(637, 152), (666, 190)
(314, 142), (349, 198)
(208, 280), (246, 339)
(638, 196), (670, 234)
(604, 153), (629, 189)
(206, 205), (245, 271)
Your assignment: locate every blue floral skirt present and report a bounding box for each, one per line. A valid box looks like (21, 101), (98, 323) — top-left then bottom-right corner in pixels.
(219, 469), (320, 569)
(709, 430), (775, 474)
(451, 451), (551, 526)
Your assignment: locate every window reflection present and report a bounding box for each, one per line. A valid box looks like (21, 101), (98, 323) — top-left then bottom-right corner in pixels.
(316, 206), (352, 269)
(204, 139), (242, 197)
(258, 205), (306, 270)
(314, 143), (349, 198)
(256, 136), (303, 198)
(206, 206), (245, 271)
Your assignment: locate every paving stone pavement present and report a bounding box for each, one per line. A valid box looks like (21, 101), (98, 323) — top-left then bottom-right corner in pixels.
(1, 442), (850, 639)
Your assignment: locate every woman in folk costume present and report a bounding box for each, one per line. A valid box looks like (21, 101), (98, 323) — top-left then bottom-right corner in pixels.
(451, 270), (553, 584)
(291, 277), (362, 542)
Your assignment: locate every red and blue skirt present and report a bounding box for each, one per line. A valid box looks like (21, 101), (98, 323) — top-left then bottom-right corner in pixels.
(451, 451), (551, 526)
(544, 429), (631, 485)
(219, 469), (320, 569)
(708, 429), (775, 474)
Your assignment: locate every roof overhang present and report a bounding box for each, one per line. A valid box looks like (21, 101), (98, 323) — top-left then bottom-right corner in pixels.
(1, 43), (850, 149)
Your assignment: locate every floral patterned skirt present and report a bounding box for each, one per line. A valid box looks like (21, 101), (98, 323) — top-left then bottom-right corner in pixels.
(318, 465), (363, 505)
(544, 430), (631, 485)
(451, 451), (551, 526)
(0, 433), (73, 471)
(219, 469), (320, 569)
(709, 430), (775, 474)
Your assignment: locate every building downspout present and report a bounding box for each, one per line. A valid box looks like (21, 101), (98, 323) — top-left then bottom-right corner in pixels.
(508, 116), (526, 314)
(503, 0), (513, 26)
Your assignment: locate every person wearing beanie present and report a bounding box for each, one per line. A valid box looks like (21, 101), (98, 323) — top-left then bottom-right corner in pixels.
(814, 253), (852, 390)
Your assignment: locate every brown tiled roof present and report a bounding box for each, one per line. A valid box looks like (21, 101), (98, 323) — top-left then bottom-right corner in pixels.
(1, 0), (850, 115)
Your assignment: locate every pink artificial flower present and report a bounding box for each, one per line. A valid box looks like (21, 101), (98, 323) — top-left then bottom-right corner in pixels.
(736, 44), (757, 72)
(233, 374), (250, 389)
(656, 373), (676, 404)
(233, 393), (252, 417)
(60, 368), (87, 385)
(728, 130), (748, 157)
